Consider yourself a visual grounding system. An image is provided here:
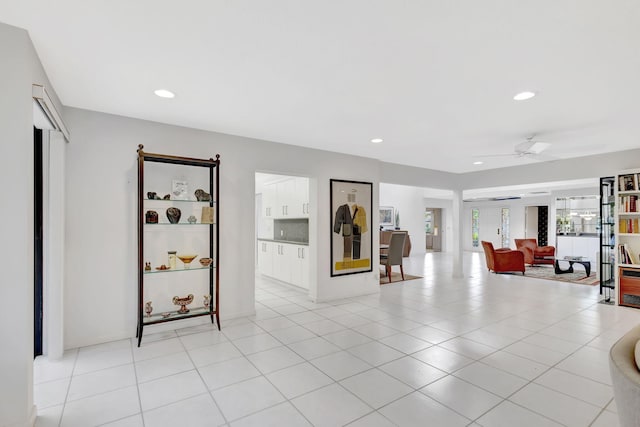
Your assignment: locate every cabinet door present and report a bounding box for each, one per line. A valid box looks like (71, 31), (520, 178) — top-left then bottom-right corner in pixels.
(262, 185), (276, 218)
(276, 179), (295, 217)
(291, 177), (309, 217)
(273, 243), (293, 283)
(258, 241), (274, 277)
(299, 246), (310, 289)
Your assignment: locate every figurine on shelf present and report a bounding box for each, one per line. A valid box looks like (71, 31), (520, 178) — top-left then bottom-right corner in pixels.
(166, 207), (181, 224)
(147, 191), (160, 200)
(145, 210), (158, 224)
(163, 194), (171, 200)
(187, 215), (197, 224)
(194, 189), (211, 202)
(172, 294), (194, 314)
(203, 294), (211, 311)
(145, 301), (153, 317)
(144, 262), (151, 271)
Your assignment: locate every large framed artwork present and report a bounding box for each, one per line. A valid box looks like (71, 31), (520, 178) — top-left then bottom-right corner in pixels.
(330, 179), (373, 277)
(379, 206), (395, 227)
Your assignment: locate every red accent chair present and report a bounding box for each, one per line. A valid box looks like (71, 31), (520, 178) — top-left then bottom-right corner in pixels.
(514, 238), (555, 266)
(481, 241), (525, 274)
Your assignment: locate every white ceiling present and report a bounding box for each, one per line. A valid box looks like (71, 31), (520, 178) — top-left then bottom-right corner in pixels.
(2, 0), (640, 173)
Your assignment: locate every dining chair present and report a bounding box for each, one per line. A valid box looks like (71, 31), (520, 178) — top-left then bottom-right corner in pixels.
(380, 232), (406, 282)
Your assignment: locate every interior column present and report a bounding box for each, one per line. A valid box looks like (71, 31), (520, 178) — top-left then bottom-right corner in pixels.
(452, 189), (464, 278)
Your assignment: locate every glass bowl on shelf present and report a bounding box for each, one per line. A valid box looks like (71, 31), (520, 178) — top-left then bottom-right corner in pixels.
(177, 254), (197, 268)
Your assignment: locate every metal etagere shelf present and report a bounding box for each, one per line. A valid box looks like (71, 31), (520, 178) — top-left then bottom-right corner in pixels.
(136, 145), (220, 346)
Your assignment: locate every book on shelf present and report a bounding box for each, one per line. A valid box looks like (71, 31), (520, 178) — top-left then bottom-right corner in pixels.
(619, 174), (638, 192)
(619, 218), (640, 233)
(619, 243), (638, 264)
(619, 195), (639, 212)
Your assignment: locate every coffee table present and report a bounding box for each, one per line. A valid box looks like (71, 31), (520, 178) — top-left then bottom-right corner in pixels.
(554, 257), (591, 277)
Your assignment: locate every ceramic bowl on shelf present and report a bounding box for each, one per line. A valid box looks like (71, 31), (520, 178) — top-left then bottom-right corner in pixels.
(177, 254), (197, 268)
(199, 257), (212, 267)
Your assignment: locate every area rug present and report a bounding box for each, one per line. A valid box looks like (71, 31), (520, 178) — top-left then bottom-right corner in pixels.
(380, 271), (423, 285)
(524, 265), (598, 286)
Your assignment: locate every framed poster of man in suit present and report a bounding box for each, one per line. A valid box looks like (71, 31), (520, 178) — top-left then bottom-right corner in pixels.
(330, 179), (373, 277)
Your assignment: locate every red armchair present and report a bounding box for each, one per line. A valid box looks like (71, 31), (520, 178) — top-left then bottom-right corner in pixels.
(515, 238), (555, 266)
(481, 241), (525, 274)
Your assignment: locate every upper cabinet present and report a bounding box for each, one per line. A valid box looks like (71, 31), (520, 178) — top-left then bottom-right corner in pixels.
(262, 177), (309, 218)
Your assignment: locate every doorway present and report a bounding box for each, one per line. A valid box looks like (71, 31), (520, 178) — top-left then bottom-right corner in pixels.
(425, 208), (442, 251)
(34, 128), (43, 357)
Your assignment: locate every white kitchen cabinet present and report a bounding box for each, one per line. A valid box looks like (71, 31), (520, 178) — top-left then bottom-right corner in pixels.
(262, 184), (276, 218)
(273, 242), (292, 283)
(262, 177), (309, 219)
(258, 240), (309, 289)
(257, 241), (274, 277)
(290, 245), (310, 289)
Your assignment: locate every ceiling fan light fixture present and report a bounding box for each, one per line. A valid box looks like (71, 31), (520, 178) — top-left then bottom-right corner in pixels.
(154, 89), (175, 99)
(513, 91), (536, 101)
(527, 141), (551, 154)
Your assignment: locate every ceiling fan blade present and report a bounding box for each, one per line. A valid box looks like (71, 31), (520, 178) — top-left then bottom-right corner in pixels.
(472, 153), (516, 158)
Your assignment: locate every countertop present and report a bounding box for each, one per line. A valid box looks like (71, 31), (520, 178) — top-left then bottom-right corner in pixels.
(257, 238), (309, 246)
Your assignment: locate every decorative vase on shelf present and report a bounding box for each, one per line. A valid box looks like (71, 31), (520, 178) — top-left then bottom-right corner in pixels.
(145, 210), (158, 224)
(172, 294), (194, 314)
(145, 301), (153, 317)
(166, 207), (181, 224)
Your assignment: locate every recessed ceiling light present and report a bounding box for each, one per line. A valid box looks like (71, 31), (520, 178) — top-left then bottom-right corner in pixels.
(513, 91), (536, 101)
(154, 89), (175, 99)
(473, 161), (483, 165)
(371, 138), (383, 143)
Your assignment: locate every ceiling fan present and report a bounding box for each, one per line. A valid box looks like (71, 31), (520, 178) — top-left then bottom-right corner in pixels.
(474, 135), (554, 161)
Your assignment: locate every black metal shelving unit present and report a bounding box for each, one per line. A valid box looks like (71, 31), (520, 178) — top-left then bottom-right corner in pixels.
(600, 176), (615, 303)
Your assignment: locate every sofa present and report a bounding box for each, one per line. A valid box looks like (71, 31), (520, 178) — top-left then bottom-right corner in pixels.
(481, 241), (525, 274)
(514, 238), (555, 266)
(609, 324), (640, 427)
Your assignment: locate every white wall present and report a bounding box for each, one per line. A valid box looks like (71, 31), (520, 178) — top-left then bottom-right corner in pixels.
(424, 198), (453, 253)
(379, 183), (426, 254)
(0, 21), (62, 427)
(63, 107), (384, 348)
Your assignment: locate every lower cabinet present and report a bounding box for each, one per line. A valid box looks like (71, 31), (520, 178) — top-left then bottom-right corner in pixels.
(258, 241), (309, 289)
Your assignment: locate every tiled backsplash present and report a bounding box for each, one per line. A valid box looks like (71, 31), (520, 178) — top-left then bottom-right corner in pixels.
(274, 218), (309, 243)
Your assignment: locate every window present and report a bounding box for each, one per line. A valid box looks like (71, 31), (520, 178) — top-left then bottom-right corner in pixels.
(472, 208), (479, 247)
(425, 210), (433, 233)
(501, 208), (510, 248)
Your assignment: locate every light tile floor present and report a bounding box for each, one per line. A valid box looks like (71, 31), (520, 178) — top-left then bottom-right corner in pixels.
(34, 252), (640, 426)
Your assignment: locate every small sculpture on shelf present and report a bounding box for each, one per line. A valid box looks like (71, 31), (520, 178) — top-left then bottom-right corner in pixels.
(172, 294), (194, 314)
(166, 207), (181, 224)
(144, 262), (151, 271)
(194, 189), (211, 202)
(145, 210), (158, 224)
(187, 215), (197, 224)
(145, 301), (153, 317)
(199, 257), (212, 267)
(163, 194), (171, 200)
(147, 191), (160, 200)
(203, 294), (211, 311)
